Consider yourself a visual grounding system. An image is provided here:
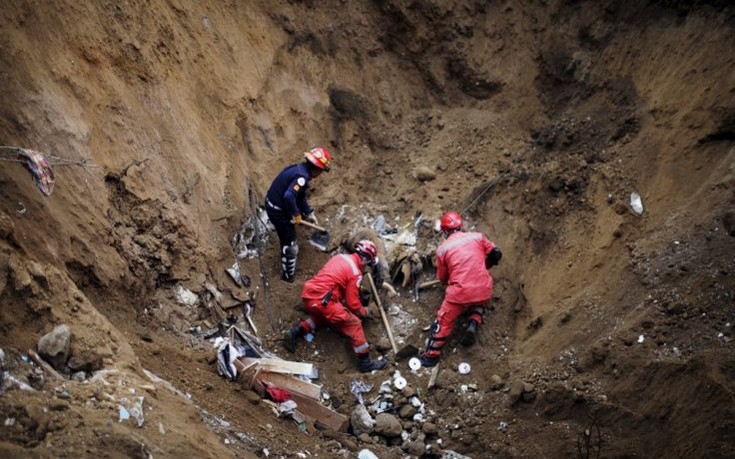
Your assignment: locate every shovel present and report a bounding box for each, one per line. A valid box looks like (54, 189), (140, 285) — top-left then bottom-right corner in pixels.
(365, 272), (418, 360)
(298, 220), (331, 251)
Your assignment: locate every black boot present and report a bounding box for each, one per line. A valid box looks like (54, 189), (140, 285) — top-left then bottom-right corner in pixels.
(283, 324), (304, 353)
(419, 352), (440, 367)
(461, 320), (478, 347)
(357, 353), (387, 373)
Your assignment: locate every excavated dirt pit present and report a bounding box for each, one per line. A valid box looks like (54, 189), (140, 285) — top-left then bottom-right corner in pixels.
(1, 1), (734, 458)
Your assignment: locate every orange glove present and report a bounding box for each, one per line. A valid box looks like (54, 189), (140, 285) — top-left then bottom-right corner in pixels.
(292, 215), (302, 225)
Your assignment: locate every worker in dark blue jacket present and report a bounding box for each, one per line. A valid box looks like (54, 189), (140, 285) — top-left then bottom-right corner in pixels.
(265, 147), (332, 282)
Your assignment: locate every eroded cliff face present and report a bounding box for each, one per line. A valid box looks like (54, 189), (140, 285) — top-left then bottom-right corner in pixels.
(1, 1), (734, 457)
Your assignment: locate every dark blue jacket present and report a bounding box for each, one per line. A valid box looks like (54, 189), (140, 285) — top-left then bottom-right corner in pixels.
(266, 163), (314, 218)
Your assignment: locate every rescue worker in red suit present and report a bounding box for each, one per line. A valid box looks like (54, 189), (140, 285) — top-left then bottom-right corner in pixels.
(283, 240), (388, 373)
(419, 211), (502, 367)
(265, 147), (332, 283)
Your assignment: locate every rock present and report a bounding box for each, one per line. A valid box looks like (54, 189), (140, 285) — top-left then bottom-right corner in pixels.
(422, 422), (438, 435)
(413, 166), (436, 182)
(351, 404), (375, 436)
(68, 347), (104, 373)
(37, 324), (72, 370)
(374, 413), (402, 438)
(356, 433), (373, 444)
(508, 380), (524, 406)
(489, 374), (504, 390)
(403, 439), (425, 456)
(71, 371), (86, 382)
(398, 403), (417, 419)
(342, 437), (359, 451)
(436, 160), (448, 172)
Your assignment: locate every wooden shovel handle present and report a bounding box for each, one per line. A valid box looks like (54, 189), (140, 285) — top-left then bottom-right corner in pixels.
(366, 272), (399, 354)
(299, 220), (327, 232)
(418, 279), (442, 289)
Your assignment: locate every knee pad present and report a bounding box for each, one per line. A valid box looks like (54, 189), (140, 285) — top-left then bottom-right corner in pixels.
(283, 241), (299, 258)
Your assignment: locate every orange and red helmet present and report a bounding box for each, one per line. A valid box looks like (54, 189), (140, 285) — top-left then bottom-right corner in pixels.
(440, 211), (464, 233)
(304, 147), (332, 172)
(354, 240), (378, 264)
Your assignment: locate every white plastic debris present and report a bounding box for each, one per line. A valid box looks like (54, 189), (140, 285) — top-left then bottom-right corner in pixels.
(394, 377), (407, 390)
(458, 362), (471, 374)
(358, 449), (379, 459)
(379, 380), (393, 394)
(174, 285), (198, 307)
(630, 192), (644, 214)
(638, 334), (645, 344)
(408, 358), (421, 371)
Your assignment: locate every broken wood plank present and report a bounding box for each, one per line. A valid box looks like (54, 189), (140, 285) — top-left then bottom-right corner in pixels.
(27, 350), (64, 381)
(262, 399), (316, 434)
(428, 363), (440, 389)
(256, 371), (322, 400)
(288, 391), (349, 432)
(240, 357), (316, 378)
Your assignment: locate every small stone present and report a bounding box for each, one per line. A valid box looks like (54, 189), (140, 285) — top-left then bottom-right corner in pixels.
(413, 167), (436, 182)
(422, 422), (438, 435)
(402, 439), (425, 456)
(374, 413), (402, 438)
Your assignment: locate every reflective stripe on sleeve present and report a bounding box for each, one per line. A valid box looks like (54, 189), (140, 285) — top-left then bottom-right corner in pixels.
(340, 254), (360, 275)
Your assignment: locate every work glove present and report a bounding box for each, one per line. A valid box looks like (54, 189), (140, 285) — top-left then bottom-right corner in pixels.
(291, 214), (302, 225)
(486, 247), (502, 268)
(305, 212), (318, 225)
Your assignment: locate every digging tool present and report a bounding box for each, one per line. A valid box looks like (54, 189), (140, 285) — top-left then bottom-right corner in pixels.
(222, 300), (259, 335)
(298, 220), (331, 251)
(365, 272), (399, 354)
(418, 279), (442, 290)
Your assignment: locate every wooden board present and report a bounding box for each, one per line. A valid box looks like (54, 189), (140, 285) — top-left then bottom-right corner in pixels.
(240, 357), (316, 378)
(428, 363), (440, 389)
(257, 372), (322, 400)
(288, 391), (349, 432)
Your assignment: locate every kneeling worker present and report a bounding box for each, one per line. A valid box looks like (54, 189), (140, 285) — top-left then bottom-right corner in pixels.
(284, 240), (387, 373)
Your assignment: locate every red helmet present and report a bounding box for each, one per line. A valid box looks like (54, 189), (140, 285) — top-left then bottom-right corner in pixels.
(440, 211), (464, 232)
(354, 240), (378, 264)
(304, 147), (332, 172)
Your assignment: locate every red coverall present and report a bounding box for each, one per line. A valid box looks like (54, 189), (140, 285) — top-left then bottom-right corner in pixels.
(298, 253), (371, 354)
(425, 231), (497, 358)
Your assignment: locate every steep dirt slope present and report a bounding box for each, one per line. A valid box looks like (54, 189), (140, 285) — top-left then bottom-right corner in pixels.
(0, 1), (734, 458)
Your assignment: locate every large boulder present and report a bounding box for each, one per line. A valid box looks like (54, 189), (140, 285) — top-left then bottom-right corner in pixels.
(37, 324), (72, 371)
